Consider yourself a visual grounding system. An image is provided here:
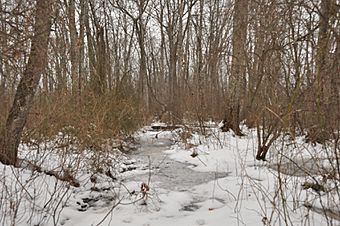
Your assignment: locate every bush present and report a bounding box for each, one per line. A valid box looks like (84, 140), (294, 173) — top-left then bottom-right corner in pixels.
(22, 90), (143, 151)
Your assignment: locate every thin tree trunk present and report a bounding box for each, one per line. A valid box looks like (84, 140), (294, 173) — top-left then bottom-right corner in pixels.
(85, 1), (97, 93)
(95, 27), (107, 94)
(0, 1), (7, 108)
(78, 0), (86, 97)
(68, 0), (79, 94)
(0, 0), (52, 166)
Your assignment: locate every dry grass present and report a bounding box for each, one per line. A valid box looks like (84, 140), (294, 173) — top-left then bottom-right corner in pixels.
(16, 90), (143, 150)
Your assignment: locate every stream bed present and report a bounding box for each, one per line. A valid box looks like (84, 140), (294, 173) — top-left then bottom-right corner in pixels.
(127, 132), (229, 191)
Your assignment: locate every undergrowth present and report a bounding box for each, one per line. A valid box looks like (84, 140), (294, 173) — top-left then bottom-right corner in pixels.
(16, 90), (145, 150)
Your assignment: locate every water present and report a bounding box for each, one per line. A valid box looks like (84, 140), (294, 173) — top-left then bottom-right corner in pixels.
(128, 134), (229, 191)
(268, 158), (332, 177)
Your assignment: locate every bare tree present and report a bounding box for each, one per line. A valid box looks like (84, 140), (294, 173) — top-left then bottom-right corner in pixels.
(314, 0), (334, 132)
(68, 0), (79, 94)
(0, 0), (53, 165)
(223, 0), (248, 135)
(113, 0), (150, 107)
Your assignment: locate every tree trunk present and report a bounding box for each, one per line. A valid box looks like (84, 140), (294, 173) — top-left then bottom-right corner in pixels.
(308, 0), (333, 142)
(68, 0), (79, 94)
(95, 26), (107, 94)
(0, 0), (52, 166)
(227, 0), (248, 136)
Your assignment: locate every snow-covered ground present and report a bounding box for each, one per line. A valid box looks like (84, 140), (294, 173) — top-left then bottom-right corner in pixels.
(0, 124), (339, 226)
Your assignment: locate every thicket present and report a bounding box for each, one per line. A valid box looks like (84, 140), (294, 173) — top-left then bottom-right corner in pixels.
(0, 0), (338, 153)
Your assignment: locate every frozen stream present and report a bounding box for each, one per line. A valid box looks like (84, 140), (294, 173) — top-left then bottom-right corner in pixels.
(71, 131), (230, 215)
(127, 132), (229, 192)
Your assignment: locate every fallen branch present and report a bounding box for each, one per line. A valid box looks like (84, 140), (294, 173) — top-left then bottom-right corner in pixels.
(18, 159), (80, 187)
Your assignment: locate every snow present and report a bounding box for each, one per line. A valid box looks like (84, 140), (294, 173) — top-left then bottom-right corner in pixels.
(0, 125), (339, 226)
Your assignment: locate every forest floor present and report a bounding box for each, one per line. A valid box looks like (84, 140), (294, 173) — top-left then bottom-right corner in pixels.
(1, 123), (339, 226)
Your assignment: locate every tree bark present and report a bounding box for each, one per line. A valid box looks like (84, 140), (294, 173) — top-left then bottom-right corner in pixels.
(68, 0), (79, 94)
(0, 0), (52, 165)
(227, 0), (248, 136)
(315, 0), (332, 126)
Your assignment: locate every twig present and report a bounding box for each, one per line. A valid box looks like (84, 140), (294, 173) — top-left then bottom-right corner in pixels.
(95, 197), (124, 226)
